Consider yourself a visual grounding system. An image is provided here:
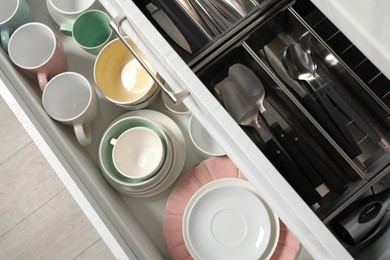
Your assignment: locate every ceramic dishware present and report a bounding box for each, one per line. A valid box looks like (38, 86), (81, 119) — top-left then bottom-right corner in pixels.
(99, 115), (171, 190)
(99, 110), (186, 197)
(183, 178), (279, 260)
(0, 0), (33, 52)
(189, 115), (225, 157)
(161, 91), (191, 115)
(42, 72), (98, 146)
(8, 22), (67, 91)
(46, 0), (101, 25)
(94, 37), (159, 109)
(60, 10), (113, 55)
(163, 156), (297, 260)
(110, 126), (165, 180)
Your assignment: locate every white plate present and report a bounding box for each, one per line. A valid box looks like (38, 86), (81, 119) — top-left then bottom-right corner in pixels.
(112, 109), (186, 197)
(183, 178), (279, 260)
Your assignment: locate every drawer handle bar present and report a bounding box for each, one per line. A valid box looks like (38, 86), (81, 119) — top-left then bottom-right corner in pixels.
(110, 13), (190, 105)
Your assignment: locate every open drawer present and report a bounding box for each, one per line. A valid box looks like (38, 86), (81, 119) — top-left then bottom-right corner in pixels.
(1, 0), (390, 259)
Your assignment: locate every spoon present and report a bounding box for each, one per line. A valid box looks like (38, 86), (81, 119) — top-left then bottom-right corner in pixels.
(283, 43), (363, 158)
(220, 79), (322, 205)
(228, 64), (275, 125)
(221, 80), (272, 141)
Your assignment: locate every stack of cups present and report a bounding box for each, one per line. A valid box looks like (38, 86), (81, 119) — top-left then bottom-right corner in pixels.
(99, 116), (174, 196)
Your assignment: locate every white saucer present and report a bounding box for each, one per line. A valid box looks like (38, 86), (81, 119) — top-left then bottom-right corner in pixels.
(46, 0), (74, 26)
(183, 178), (279, 260)
(46, 0), (102, 26)
(112, 109), (186, 197)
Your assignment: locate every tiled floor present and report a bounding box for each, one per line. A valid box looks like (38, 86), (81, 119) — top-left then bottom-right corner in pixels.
(0, 96), (115, 259)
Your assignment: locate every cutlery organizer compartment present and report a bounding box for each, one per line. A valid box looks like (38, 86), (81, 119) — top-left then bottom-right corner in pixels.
(196, 40), (362, 219)
(131, 0), (285, 64)
(292, 1), (390, 113)
(195, 0), (390, 222)
(328, 173), (390, 260)
(243, 7), (390, 176)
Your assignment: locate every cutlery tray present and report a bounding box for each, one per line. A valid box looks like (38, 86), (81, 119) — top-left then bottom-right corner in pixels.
(194, 0), (390, 236)
(131, 0), (285, 64)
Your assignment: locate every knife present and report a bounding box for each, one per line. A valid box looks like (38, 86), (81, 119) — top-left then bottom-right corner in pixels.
(263, 43), (362, 158)
(173, 0), (213, 38)
(146, 3), (192, 54)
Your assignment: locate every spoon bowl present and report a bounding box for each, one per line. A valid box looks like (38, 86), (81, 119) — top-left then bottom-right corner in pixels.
(283, 43), (317, 81)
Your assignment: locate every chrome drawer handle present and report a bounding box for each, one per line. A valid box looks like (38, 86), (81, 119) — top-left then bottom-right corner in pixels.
(110, 13), (190, 105)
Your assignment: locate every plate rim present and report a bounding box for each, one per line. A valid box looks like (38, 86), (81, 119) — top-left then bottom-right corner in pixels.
(182, 178), (279, 260)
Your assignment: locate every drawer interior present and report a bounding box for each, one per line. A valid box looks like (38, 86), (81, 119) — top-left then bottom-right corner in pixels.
(194, 0), (390, 257)
(196, 0), (390, 233)
(0, 1), (215, 258)
(131, 0), (285, 64)
(3, 0), (390, 259)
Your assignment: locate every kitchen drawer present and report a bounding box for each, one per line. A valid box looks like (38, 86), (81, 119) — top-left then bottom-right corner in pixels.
(1, 0), (389, 260)
(102, 0), (390, 258)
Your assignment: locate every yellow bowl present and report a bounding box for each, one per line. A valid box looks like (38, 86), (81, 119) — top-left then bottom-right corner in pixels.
(94, 37), (158, 105)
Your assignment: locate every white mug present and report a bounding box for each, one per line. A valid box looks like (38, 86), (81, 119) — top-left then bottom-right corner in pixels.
(0, 0), (33, 52)
(42, 72), (98, 146)
(8, 22), (68, 91)
(46, 0), (101, 25)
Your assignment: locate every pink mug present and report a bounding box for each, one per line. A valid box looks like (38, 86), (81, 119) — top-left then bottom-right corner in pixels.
(8, 22), (67, 91)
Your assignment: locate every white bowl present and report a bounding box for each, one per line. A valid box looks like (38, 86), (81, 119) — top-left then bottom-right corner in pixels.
(161, 91), (191, 115)
(189, 115), (225, 157)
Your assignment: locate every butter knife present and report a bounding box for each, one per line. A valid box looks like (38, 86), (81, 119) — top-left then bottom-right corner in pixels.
(146, 3), (192, 54)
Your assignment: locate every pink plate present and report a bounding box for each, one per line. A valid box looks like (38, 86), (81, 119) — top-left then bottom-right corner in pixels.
(163, 156), (300, 260)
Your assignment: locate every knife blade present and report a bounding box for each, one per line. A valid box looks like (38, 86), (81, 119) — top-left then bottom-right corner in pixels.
(146, 3), (192, 54)
(174, 0), (213, 38)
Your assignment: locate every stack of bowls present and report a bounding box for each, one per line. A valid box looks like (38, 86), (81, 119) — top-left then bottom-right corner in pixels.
(99, 116), (173, 196)
(94, 37), (160, 110)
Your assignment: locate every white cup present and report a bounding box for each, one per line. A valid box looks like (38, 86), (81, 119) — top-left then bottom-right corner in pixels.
(42, 72), (98, 146)
(110, 127), (165, 180)
(189, 115), (225, 157)
(46, 0), (101, 25)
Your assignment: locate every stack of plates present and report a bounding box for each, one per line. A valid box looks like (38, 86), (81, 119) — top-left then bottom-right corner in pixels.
(99, 109), (186, 197)
(163, 156), (300, 259)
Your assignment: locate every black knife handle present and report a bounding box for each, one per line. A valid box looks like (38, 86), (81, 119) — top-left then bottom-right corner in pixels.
(285, 126), (345, 192)
(325, 86), (381, 144)
(316, 88), (362, 156)
(264, 138), (321, 205)
(271, 124), (323, 187)
(302, 93), (361, 158)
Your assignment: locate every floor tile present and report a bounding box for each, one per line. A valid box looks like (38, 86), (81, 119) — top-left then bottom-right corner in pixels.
(0, 142), (65, 236)
(0, 97), (32, 164)
(0, 190), (101, 260)
(75, 239), (116, 260)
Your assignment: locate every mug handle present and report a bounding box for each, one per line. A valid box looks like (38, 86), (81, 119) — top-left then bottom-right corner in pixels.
(74, 123), (91, 146)
(60, 23), (73, 37)
(1, 29), (10, 52)
(37, 71), (49, 91)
